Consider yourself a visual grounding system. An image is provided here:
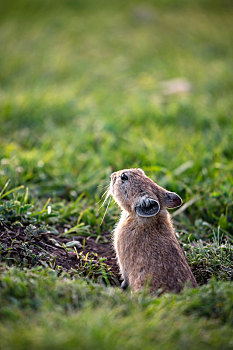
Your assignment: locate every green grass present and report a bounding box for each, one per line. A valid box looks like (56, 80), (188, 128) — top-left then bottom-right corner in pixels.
(0, 267), (233, 350)
(0, 0), (233, 348)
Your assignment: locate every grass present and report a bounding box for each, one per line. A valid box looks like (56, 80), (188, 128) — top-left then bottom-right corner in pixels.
(0, 267), (232, 350)
(0, 0), (233, 348)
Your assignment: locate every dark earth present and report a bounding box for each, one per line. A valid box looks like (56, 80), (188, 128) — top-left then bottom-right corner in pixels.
(0, 223), (121, 286)
(1, 222), (232, 287)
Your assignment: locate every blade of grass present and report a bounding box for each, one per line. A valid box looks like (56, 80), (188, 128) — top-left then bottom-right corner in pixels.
(0, 184), (25, 200)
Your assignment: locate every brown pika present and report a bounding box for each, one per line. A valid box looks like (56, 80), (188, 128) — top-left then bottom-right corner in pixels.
(110, 168), (197, 293)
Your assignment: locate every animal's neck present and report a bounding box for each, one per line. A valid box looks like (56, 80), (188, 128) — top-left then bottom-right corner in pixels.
(122, 209), (175, 237)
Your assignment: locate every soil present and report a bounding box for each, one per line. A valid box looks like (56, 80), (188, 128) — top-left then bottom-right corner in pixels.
(0, 223), (121, 286)
(2, 223), (228, 287)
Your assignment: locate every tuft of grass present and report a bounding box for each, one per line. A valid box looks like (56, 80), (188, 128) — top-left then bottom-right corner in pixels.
(184, 240), (233, 284)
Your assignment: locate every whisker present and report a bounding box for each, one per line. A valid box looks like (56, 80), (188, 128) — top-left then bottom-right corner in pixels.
(96, 187), (110, 206)
(97, 184), (109, 190)
(99, 188), (111, 209)
(100, 195), (112, 225)
(101, 187), (110, 199)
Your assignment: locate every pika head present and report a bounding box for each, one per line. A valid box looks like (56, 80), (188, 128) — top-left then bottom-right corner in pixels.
(110, 168), (182, 218)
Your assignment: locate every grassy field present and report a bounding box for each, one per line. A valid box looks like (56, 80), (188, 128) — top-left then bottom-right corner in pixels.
(0, 0), (233, 349)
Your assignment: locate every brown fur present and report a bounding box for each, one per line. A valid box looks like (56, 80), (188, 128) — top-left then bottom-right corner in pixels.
(110, 168), (197, 293)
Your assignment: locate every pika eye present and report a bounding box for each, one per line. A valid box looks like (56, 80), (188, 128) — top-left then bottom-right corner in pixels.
(121, 173), (128, 181)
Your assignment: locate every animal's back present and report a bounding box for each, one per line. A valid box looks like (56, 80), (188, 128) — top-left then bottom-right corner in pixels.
(114, 212), (197, 293)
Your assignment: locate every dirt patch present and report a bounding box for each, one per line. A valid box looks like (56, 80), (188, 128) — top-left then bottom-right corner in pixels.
(2, 223), (230, 287)
(0, 223), (121, 286)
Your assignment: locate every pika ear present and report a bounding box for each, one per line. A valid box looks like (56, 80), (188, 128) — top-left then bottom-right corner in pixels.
(165, 191), (182, 209)
(135, 197), (160, 217)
